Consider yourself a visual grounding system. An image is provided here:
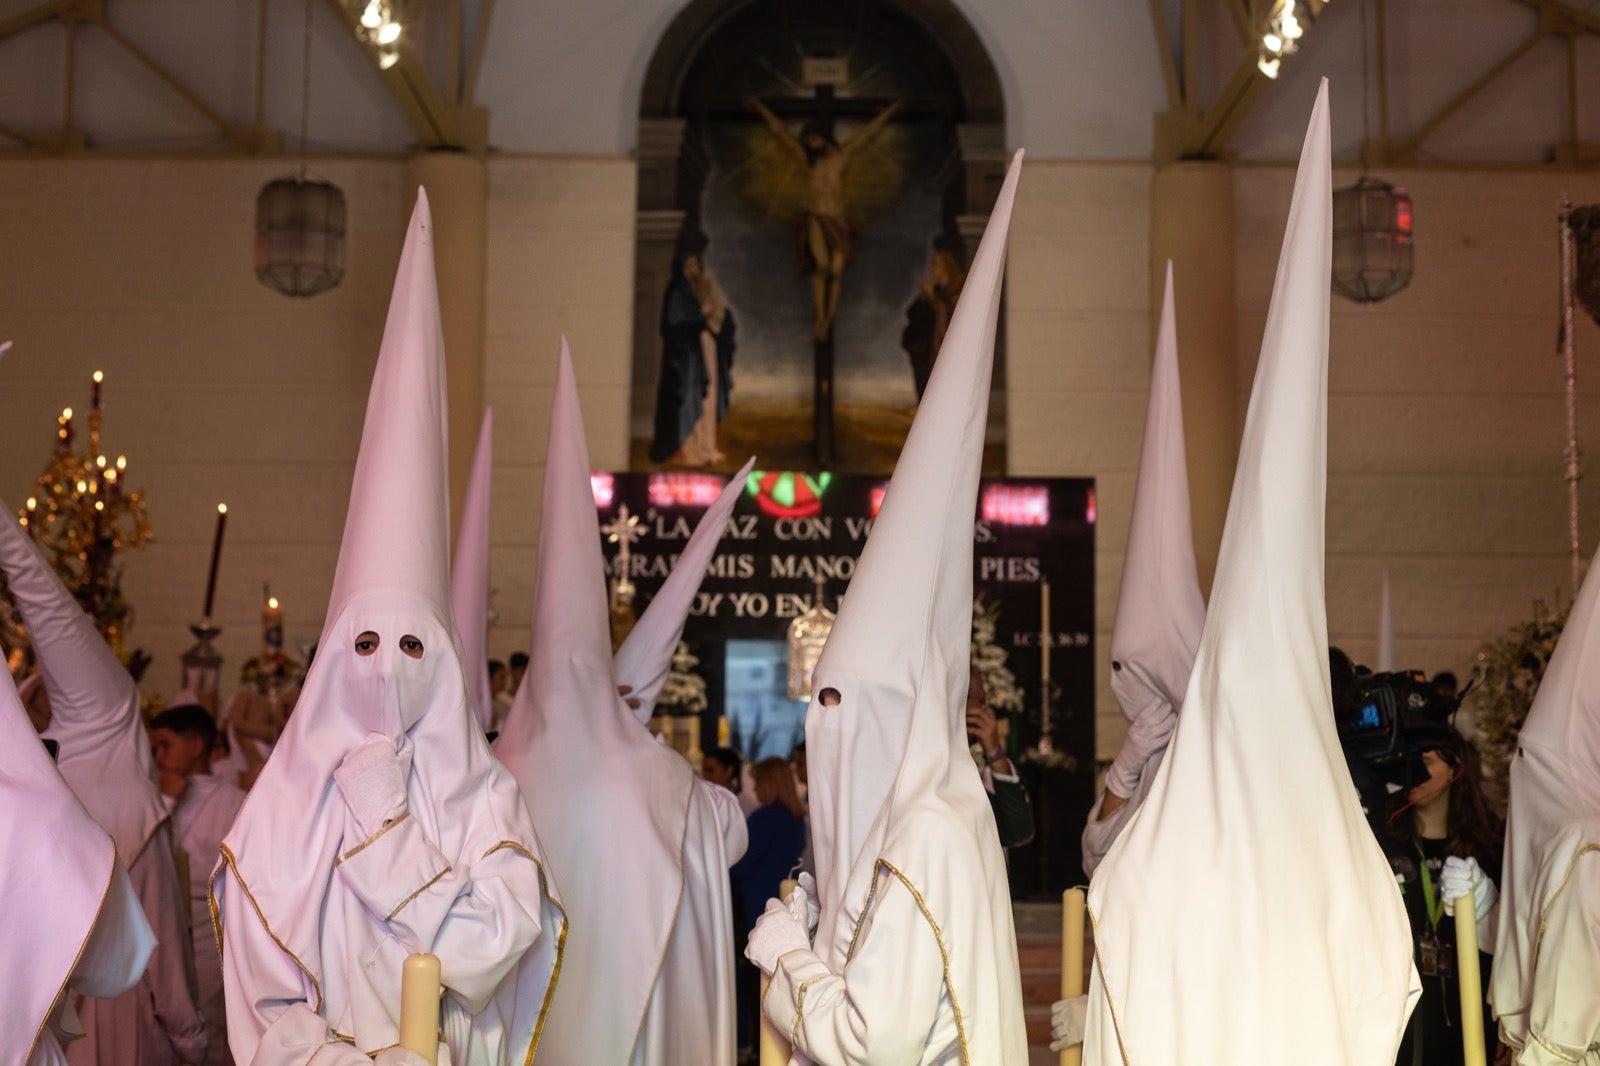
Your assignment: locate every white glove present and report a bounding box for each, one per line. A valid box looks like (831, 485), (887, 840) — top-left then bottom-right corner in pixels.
(333, 734), (412, 838)
(745, 895), (812, 975)
(1440, 856), (1498, 925)
(795, 872), (821, 934)
(1049, 995), (1088, 1051)
(1104, 700), (1176, 799)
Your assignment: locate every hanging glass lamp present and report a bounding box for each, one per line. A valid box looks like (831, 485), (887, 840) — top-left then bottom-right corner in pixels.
(254, 177), (347, 298)
(1332, 176), (1414, 303)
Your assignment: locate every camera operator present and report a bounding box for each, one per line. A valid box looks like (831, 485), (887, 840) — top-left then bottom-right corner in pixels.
(1332, 657), (1504, 1065)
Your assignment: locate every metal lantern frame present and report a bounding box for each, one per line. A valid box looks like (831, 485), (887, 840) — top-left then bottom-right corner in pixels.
(1332, 175), (1414, 304)
(254, 176), (347, 298)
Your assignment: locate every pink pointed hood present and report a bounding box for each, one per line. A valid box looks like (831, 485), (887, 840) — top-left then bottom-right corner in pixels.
(802, 150), (1029, 1061)
(494, 339), (695, 1064)
(452, 408), (495, 732)
(1109, 261), (1206, 723)
(1, 663), (153, 1066)
(614, 457), (754, 724)
(217, 191), (554, 1056)
(0, 507), (167, 864)
(1491, 543), (1600, 1057)
(1084, 82), (1419, 1066)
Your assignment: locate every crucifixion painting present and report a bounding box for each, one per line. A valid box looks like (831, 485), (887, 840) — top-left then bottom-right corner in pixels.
(747, 94), (902, 343)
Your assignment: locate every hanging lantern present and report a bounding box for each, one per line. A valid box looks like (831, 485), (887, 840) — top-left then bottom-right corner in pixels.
(1332, 176), (1414, 303)
(254, 177), (347, 298)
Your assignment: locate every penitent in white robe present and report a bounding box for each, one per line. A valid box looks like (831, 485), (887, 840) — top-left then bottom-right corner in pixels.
(67, 825), (209, 1066)
(168, 773), (246, 1066)
(761, 151), (1030, 1066)
(634, 780), (748, 1066)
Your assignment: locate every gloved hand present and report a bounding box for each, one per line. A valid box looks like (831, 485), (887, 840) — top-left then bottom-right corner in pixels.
(1103, 699), (1176, 799)
(333, 734), (412, 838)
(1049, 995), (1088, 1051)
(745, 895), (812, 975)
(1440, 856), (1498, 925)
(795, 872), (821, 934)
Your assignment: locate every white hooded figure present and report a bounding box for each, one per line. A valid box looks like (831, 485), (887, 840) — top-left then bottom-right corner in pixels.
(1491, 543), (1600, 1062)
(451, 409), (496, 734)
(1082, 82), (1420, 1066)
(494, 341), (747, 1065)
(212, 190), (563, 1066)
(1079, 260), (1206, 881)
(745, 150), (1030, 1066)
(613, 456), (754, 726)
(2, 663), (155, 1066)
(0, 509), (207, 1066)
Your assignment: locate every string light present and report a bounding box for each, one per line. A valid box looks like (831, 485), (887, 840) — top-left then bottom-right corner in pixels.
(1256, 1), (1323, 80)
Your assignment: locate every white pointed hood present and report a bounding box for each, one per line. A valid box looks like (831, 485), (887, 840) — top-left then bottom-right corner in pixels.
(452, 409), (495, 732)
(803, 149), (1029, 1062)
(494, 340), (695, 1065)
(1491, 544), (1600, 1057)
(1, 663), (153, 1066)
(1377, 570), (1397, 672)
(218, 191), (553, 1054)
(1084, 82), (1419, 1066)
(614, 458), (754, 724)
(0, 507), (167, 864)
(1109, 261), (1206, 723)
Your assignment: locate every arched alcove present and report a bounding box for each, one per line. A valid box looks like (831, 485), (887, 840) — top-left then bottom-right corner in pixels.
(631, 0), (1009, 472)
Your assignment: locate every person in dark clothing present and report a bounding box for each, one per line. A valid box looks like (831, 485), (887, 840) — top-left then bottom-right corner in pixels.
(730, 756), (808, 1056)
(1378, 726), (1503, 1066)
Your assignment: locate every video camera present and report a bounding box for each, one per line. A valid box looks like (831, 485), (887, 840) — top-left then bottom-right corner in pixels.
(1336, 669), (1462, 791)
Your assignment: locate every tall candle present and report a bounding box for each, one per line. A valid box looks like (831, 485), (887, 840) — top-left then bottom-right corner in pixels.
(262, 590), (284, 656)
(1454, 898), (1486, 1066)
(1061, 887), (1085, 1066)
(398, 952), (441, 1063)
(203, 504), (228, 620)
(759, 878), (804, 1065)
(91, 369), (102, 412)
(1041, 581), (1051, 681)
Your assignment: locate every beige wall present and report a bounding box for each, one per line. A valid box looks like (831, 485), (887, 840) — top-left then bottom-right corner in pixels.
(0, 158), (405, 695)
(2, 154), (1595, 761)
(481, 155), (637, 663)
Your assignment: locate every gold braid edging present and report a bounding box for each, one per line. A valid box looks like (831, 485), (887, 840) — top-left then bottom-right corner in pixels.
(210, 844), (325, 1013)
(874, 860), (971, 1066)
(482, 841), (569, 1066)
(28, 853), (115, 1063)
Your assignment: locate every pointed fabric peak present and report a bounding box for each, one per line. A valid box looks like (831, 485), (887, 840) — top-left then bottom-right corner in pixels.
(1085, 81), (1419, 1065)
(527, 339), (615, 689)
(1108, 260), (1205, 720)
(326, 189), (452, 625)
(1376, 570), (1396, 672)
(814, 150), (1022, 714)
(494, 337), (694, 1064)
(0, 504), (166, 863)
(615, 457), (755, 725)
(1492, 543), (1600, 1054)
(452, 408), (495, 732)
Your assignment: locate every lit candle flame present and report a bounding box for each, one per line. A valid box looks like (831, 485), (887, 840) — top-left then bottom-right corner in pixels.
(267, 597), (280, 610)
(25, 498), (36, 511)
(218, 503), (228, 515)
(95, 455), (106, 468)
(105, 470), (117, 483)
(115, 455), (126, 470)
(92, 370), (103, 384)
(75, 480), (87, 494)
(62, 407), (73, 420)
(94, 501), (104, 512)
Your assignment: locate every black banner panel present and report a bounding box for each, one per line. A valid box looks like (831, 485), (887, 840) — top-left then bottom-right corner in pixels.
(594, 469), (1096, 894)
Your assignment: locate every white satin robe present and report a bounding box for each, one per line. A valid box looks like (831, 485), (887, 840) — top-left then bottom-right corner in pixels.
(169, 773), (246, 1066)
